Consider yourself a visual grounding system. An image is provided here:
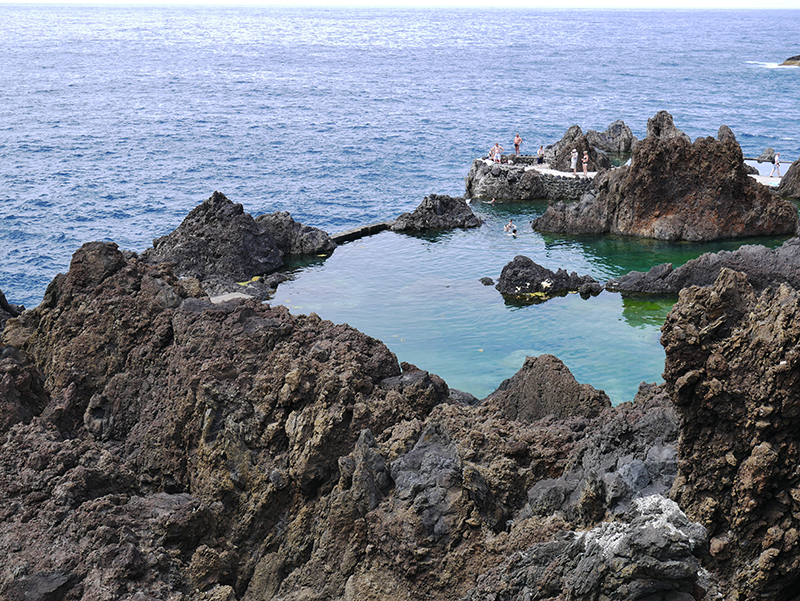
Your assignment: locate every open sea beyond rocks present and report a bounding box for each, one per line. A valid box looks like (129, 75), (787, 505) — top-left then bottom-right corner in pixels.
(2, 5), (799, 403)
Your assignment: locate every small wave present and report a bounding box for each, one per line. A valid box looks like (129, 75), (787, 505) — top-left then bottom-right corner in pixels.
(747, 60), (799, 70)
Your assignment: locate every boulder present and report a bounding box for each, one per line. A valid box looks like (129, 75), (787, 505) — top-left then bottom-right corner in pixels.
(533, 112), (799, 242)
(462, 495), (708, 601)
(463, 159), (548, 200)
(254, 210), (336, 256)
(662, 267), (800, 599)
(141, 191), (283, 281)
(546, 125), (611, 173)
(757, 147), (776, 163)
(392, 194), (481, 231)
(781, 55), (800, 66)
(606, 236), (800, 295)
(777, 157), (800, 199)
(645, 109), (691, 143)
(585, 119), (638, 154)
(0, 289), (24, 333)
(483, 354), (611, 422)
(522, 382), (678, 522)
(495, 255), (601, 301)
(141, 191), (335, 300)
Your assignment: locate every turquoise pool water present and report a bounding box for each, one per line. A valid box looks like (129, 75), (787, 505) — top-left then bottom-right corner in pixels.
(275, 199), (791, 404)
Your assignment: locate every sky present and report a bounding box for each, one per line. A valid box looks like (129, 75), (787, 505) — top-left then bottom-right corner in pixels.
(1, 0), (799, 7)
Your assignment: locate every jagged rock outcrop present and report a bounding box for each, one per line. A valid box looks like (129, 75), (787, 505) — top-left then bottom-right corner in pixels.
(585, 119), (638, 154)
(141, 191), (335, 300)
(463, 159), (548, 200)
(546, 125), (612, 173)
(484, 354), (611, 422)
(391, 194), (481, 231)
(645, 109), (691, 143)
(521, 382), (678, 523)
(462, 495), (708, 601)
(533, 112), (799, 241)
(254, 210), (337, 256)
(662, 267), (800, 600)
(606, 236), (800, 295)
(0, 290), (24, 333)
(495, 255), (602, 301)
(777, 157), (800, 199)
(781, 55), (800, 66)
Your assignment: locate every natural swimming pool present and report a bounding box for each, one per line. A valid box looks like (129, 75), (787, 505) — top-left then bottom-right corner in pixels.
(275, 198), (792, 405)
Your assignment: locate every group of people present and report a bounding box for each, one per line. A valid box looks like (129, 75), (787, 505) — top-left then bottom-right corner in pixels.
(489, 135), (544, 164)
(570, 148), (590, 177)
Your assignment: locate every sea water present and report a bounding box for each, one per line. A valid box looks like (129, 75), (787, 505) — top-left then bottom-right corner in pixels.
(1, 6), (799, 402)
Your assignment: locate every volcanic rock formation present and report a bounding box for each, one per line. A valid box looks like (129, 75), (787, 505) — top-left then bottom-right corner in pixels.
(777, 157), (800, 199)
(391, 194), (481, 231)
(533, 112), (799, 242)
(607, 236), (800, 295)
(495, 255), (602, 301)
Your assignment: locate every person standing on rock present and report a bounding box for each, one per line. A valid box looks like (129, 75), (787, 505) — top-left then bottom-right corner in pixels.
(582, 150), (589, 177)
(771, 152), (781, 177)
(537, 145), (544, 164)
(490, 142), (504, 163)
(514, 133), (523, 156)
(570, 148), (578, 175)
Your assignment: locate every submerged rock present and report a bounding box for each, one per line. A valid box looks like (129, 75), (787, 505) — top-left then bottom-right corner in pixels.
(533, 111), (799, 242)
(607, 236), (800, 294)
(391, 193), (481, 231)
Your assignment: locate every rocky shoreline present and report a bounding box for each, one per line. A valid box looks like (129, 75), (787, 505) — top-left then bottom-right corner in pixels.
(3, 112), (800, 600)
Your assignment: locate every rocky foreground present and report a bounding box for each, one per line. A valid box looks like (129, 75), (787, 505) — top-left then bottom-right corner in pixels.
(3, 187), (800, 601)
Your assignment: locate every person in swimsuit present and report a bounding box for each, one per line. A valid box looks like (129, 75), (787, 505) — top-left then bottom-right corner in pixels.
(514, 133), (523, 156)
(537, 145), (544, 164)
(491, 143), (504, 163)
(582, 150), (589, 177)
(570, 149), (578, 175)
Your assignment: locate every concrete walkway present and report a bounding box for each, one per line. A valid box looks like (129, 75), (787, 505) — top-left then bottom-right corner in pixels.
(749, 174), (783, 188)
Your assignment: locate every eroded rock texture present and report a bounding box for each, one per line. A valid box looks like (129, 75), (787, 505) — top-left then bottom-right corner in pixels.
(391, 194), (481, 231)
(534, 112), (798, 241)
(777, 158), (800, 199)
(663, 267), (800, 600)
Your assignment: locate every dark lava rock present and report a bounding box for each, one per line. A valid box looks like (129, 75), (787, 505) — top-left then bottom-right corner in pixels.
(254, 210), (336, 256)
(0, 289), (24, 333)
(141, 191), (283, 282)
(391, 194), (481, 231)
(140, 191), (335, 301)
(533, 112), (798, 242)
(777, 157), (800, 199)
(462, 495), (707, 601)
(495, 255), (600, 301)
(662, 267), (800, 600)
(483, 354), (611, 422)
(757, 147), (776, 163)
(547, 125), (612, 173)
(585, 119), (638, 154)
(463, 159), (548, 201)
(781, 55), (800, 66)
(607, 236), (800, 295)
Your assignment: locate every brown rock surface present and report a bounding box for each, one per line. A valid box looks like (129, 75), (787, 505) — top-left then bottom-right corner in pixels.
(534, 112), (799, 241)
(777, 157), (800, 199)
(662, 267), (800, 600)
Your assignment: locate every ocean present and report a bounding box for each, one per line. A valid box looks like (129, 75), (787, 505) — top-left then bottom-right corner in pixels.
(2, 5), (799, 402)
